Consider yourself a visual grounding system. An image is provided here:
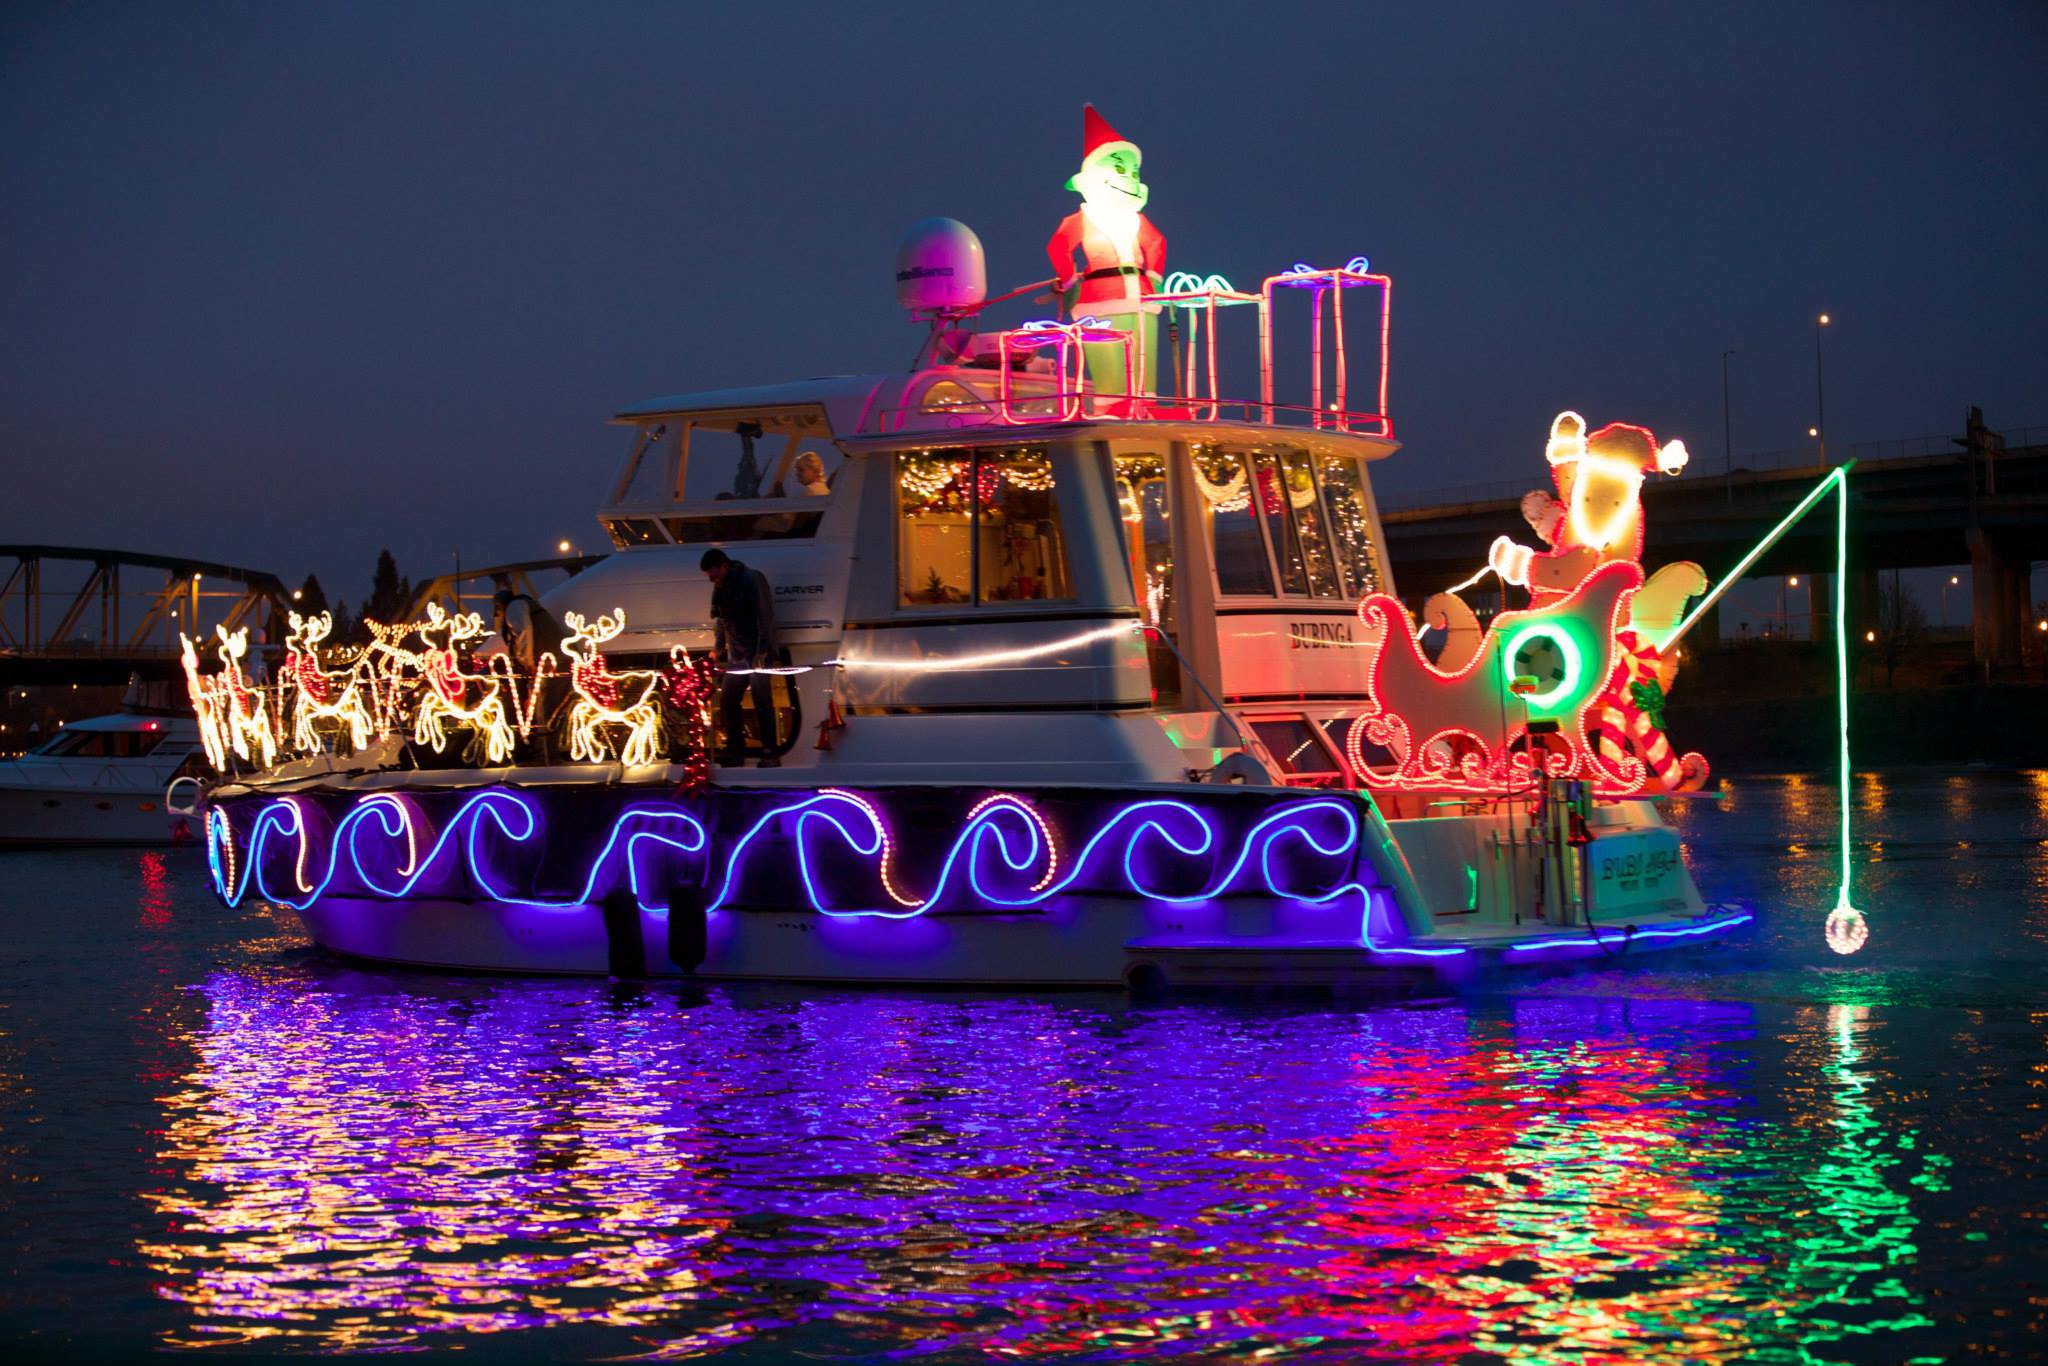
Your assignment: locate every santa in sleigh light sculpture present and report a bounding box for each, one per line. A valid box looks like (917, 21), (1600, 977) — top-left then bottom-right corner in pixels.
(1348, 411), (1711, 798)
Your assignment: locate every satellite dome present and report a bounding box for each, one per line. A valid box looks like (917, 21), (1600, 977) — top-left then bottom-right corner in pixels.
(895, 217), (986, 318)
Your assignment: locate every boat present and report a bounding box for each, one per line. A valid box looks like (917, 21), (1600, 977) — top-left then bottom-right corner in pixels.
(187, 106), (1757, 986)
(0, 710), (206, 846)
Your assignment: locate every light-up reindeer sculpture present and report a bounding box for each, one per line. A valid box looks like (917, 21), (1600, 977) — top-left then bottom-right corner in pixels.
(179, 625), (278, 770)
(560, 610), (665, 767)
(283, 611), (372, 756)
(179, 633), (231, 772)
(411, 602), (514, 765)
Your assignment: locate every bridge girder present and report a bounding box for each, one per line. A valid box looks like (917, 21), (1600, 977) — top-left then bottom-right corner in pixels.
(0, 545), (293, 685)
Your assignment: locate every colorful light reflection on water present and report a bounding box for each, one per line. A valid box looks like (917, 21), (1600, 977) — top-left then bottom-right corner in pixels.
(3, 770), (2046, 1361)
(128, 980), (1961, 1362)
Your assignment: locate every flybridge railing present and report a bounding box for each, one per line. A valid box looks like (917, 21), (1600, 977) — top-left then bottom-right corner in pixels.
(869, 259), (1394, 438)
(865, 394), (1390, 437)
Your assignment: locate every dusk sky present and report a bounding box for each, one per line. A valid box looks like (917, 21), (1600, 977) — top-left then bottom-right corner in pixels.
(5, 1), (2043, 610)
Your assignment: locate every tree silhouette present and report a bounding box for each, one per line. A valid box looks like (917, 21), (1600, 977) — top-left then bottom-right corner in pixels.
(365, 549), (405, 625)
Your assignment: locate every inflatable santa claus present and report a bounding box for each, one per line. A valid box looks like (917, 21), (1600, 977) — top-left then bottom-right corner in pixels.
(1045, 103), (1166, 398)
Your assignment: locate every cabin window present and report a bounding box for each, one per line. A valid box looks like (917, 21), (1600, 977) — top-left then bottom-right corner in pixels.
(603, 518), (667, 548)
(1275, 449), (1344, 597)
(1314, 453), (1386, 596)
(680, 416), (840, 503)
(1113, 451), (1173, 627)
(918, 379), (993, 416)
(611, 424), (675, 505)
(895, 446), (1071, 608)
(1248, 716), (1345, 784)
(1193, 446), (1275, 597)
(35, 729), (162, 758)
(664, 511), (825, 544)
(1114, 448), (1181, 706)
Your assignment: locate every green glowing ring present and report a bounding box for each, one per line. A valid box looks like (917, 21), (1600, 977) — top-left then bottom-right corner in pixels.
(1498, 621), (1584, 711)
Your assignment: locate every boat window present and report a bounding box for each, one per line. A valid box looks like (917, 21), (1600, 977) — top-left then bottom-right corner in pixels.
(679, 412), (840, 504)
(1276, 448), (1344, 598)
(1252, 452), (1314, 595)
(611, 424), (674, 505)
(1193, 446), (1275, 597)
(603, 518), (668, 548)
(978, 447), (1068, 604)
(1113, 451), (1173, 628)
(1114, 449), (1181, 706)
(1248, 716), (1345, 783)
(919, 379), (993, 417)
(1314, 452), (1386, 596)
(1319, 715), (1392, 773)
(895, 446), (1071, 608)
(664, 511), (825, 544)
(33, 728), (162, 758)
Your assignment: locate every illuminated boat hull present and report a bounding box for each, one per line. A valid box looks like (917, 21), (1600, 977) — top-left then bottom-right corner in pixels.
(204, 779), (1751, 987)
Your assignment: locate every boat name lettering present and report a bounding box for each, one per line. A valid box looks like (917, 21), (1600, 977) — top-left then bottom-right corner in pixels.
(1289, 621), (1354, 649)
(774, 584), (825, 597)
(1599, 847), (1678, 893)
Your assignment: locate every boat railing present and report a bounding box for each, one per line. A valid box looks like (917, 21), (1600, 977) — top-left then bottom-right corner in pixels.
(864, 394), (1390, 438)
(864, 259), (1394, 439)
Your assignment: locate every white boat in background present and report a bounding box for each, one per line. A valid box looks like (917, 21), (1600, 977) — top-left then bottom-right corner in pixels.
(0, 712), (205, 846)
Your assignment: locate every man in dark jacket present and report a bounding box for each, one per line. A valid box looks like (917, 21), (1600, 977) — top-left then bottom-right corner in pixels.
(701, 548), (780, 766)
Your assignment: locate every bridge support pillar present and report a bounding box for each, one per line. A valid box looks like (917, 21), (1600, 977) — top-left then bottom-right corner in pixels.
(1805, 573), (1828, 643)
(1967, 529), (2029, 674)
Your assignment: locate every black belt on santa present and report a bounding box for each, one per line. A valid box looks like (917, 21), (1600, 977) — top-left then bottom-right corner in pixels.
(1082, 265), (1148, 282)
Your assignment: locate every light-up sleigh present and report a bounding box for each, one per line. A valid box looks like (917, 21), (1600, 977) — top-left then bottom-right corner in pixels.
(190, 107), (1762, 988)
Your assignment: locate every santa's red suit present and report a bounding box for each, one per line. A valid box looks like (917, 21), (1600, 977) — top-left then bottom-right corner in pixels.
(1045, 207), (1166, 316)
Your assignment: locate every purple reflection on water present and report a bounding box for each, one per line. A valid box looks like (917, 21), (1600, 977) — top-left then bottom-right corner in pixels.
(136, 970), (1940, 1361)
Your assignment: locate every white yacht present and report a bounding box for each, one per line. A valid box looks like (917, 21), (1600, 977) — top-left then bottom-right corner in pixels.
(189, 116), (1754, 986)
(0, 712), (205, 846)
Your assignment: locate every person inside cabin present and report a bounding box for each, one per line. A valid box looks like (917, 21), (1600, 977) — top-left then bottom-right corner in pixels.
(791, 450), (830, 495)
(769, 450), (830, 498)
(701, 548), (782, 767)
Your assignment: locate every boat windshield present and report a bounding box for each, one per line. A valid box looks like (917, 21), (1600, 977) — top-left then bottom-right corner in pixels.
(29, 727), (166, 758)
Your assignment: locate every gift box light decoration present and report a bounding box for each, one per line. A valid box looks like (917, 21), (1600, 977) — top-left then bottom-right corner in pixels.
(1149, 272), (1260, 420)
(1260, 257), (1391, 434)
(999, 316), (1134, 423)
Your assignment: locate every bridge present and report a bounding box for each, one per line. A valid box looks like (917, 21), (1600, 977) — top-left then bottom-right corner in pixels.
(1380, 414), (2047, 669)
(0, 548), (599, 686)
(0, 546), (295, 685)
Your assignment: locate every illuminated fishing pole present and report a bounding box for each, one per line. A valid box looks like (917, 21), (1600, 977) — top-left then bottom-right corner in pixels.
(1659, 461), (1865, 953)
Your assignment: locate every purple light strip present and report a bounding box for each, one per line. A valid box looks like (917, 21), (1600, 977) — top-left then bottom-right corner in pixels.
(210, 788), (1462, 955)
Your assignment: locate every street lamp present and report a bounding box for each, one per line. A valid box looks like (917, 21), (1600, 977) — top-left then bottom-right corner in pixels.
(1941, 574), (1958, 626)
(1814, 312), (1831, 466)
(557, 539), (575, 555)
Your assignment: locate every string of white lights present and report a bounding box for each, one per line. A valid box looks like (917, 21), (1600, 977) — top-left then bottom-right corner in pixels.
(723, 621), (1143, 676)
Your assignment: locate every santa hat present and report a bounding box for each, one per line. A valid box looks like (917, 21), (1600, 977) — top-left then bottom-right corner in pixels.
(1066, 103), (1139, 188)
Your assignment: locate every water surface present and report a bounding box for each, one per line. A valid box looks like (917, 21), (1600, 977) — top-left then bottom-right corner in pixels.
(3, 770), (2045, 1361)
